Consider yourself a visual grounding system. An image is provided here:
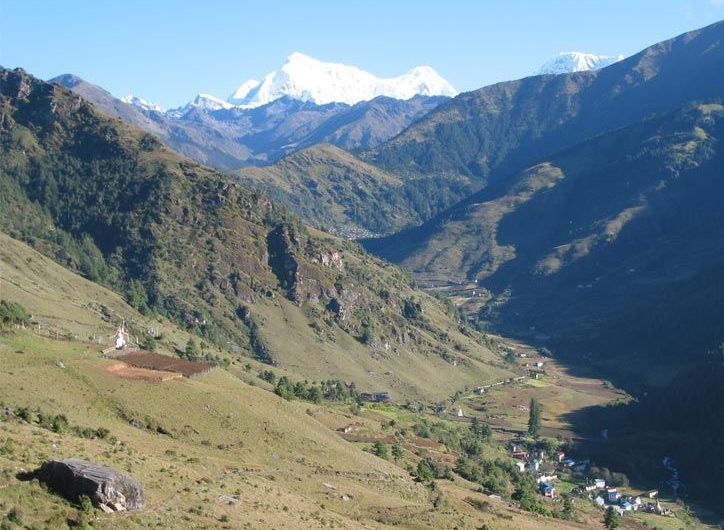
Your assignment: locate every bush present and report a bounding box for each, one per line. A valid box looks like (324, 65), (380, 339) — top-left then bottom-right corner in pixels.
(0, 300), (30, 329)
(372, 441), (388, 459)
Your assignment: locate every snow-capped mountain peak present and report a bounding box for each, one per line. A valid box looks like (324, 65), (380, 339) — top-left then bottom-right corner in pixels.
(537, 52), (624, 75)
(188, 93), (233, 111)
(166, 93), (234, 118)
(121, 94), (164, 113)
(227, 52), (457, 108)
(230, 79), (260, 102)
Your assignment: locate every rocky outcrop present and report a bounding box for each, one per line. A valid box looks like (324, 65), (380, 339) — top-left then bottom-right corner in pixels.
(37, 459), (144, 512)
(266, 224), (302, 303)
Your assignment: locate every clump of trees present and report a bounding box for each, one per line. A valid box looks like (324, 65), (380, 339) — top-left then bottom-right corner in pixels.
(414, 455), (452, 482)
(257, 370), (360, 405)
(274, 377), (323, 403)
(0, 300), (30, 329)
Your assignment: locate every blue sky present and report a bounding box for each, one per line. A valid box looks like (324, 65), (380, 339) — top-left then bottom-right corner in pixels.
(1, 0), (722, 108)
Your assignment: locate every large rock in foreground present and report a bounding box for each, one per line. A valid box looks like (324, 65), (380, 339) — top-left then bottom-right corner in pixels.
(38, 459), (144, 512)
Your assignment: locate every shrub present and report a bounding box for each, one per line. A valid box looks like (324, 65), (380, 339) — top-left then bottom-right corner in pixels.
(0, 300), (30, 329)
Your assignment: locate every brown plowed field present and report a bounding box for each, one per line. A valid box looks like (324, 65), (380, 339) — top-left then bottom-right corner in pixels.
(115, 351), (214, 378)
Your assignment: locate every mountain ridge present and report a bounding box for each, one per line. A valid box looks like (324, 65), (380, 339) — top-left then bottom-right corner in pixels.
(51, 73), (449, 169)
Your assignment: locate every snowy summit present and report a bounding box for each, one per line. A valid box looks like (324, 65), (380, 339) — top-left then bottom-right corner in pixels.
(537, 52), (624, 75)
(121, 95), (164, 113)
(227, 52), (458, 108)
(166, 93), (234, 117)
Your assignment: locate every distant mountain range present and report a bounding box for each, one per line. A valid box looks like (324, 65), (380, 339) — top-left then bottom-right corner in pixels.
(48, 50), (630, 173)
(118, 52), (457, 113)
(50, 54), (454, 169)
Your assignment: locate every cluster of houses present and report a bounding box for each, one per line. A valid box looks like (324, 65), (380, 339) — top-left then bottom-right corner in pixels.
(509, 443), (672, 518)
(588, 486), (671, 517)
(510, 444), (568, 498)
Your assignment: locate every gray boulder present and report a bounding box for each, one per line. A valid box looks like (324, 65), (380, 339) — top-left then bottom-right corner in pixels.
(38, 459), (144, 512)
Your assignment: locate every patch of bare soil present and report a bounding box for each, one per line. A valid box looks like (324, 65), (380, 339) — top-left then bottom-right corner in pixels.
(105, 361), (183, 382)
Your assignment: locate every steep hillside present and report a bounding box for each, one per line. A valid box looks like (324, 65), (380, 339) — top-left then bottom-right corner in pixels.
(368, 101), (724, 383)
(51, 74), (446, 170)
(0, 67), (510, 400)
(236, 143), (410, 238)
(365, 20), (724, 186)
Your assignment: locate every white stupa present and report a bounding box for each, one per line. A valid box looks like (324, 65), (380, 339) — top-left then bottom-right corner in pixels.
(114, 322), (127, 350)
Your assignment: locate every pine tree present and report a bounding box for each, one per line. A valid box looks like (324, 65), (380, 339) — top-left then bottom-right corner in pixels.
(392, 441), (404, 461)
(562, 494), (575, 520)
(528, 398), (542, 437)
(604, 506), (619, 529)
(373, 440), (388, 459)
(184, 337), (199, 360)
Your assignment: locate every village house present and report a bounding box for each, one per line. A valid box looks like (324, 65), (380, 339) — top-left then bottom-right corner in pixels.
(607, 487), (620, 503)
(536, 474), (557, 484)
(359, 392), (390, 403)
(556, 451), (566, 462)
(512, 449), (529, 460)
(516, 462), (526, 473)
(539, 482), (557, 498)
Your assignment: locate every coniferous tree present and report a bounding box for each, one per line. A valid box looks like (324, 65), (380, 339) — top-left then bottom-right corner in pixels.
(528, 398), (542, 437)
(392, 441), (404, 461)
(604, 506), (619, 529)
